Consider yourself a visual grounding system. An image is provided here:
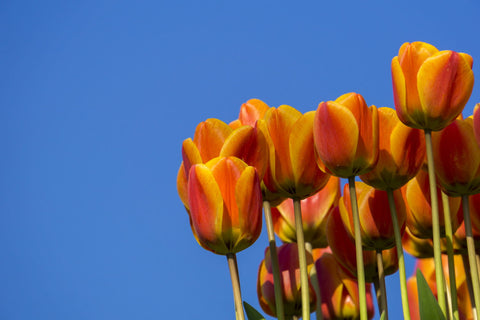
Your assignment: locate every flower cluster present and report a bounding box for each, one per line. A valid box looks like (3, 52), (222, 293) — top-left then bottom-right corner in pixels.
(177, 41), (479, 320)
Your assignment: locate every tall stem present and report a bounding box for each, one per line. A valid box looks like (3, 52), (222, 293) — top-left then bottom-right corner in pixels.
(348, 176), (367, 320)
(424, 129), (447, 315)
(386, 189), (411, 320)
(293, 199), (310, 320)
(227, 253), (245, 320)
(263, 200), (285, 320)
(441, 191), (459, 320)
(376, 249), (388, 320)
(462, 194), (480, 320)
(306, 242), (323, 320)
(463, 254), (478, 320)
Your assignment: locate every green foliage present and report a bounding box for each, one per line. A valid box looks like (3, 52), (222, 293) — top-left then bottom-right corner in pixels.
(416, 269), (446, 320)
(243, 301), (266, 320)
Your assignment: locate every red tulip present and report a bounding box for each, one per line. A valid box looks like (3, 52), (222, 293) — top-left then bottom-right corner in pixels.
(188, 156), (262, 254)
(392, 41), (474, 131)
(314, 92), (379, 178)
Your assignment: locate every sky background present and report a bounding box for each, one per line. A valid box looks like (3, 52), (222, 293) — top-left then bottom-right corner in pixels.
(1, 1), (480, 319)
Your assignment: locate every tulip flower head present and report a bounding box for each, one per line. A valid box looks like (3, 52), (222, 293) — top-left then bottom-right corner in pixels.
(473, 103), (480, 147)
(392, 41), (474, 131)
(314, 92), (379, 178)
(271, 176), (341, 248)
(257, 243), (316, 317)
(360, 107), (425, 190)
(187, 156), (262, 255)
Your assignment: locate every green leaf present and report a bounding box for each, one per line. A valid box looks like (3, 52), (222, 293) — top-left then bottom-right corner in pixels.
(380, 310), (386, 320)
(416, 269), (446, 320)
(243, 301), (266, 320)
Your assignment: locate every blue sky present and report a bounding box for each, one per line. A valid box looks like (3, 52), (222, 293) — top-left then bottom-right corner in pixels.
(1, 1), (480, 319)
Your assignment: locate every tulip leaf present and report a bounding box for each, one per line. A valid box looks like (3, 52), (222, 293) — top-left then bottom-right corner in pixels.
(416, 269), (446, 320)
(243, 301), (266, 320)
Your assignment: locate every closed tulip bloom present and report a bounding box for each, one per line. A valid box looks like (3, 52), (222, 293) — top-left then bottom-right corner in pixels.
(473, 103), (480, 147)
(433, 117), (480, 196)
(360, 107), (425, 190)
(339, 181), (406, 250)
(271, 176), (341, 248)
(392, 41), (474, 131)
(326, 206), (399, 282)
(257, 243), (316, 317)
(316, 251), (375, 320)
(314, 92), (379, 178)
(263, 105), (330, 199)
(402, 226), (434, 258)
(188, 156), (262, 255)
(237, 98), (270, 127)
(403, 170), (463, 239)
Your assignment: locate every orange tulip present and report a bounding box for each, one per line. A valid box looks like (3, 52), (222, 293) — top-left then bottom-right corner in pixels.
(326, 205), (399, 282)
(257, 243), (316, 317)
(473, 103), (480, 147)
(314, 92), (379, 178)
(402, 226), (434, 258)
(360, 107), (425, 190)
(339, 181), (406, 250)
(403, 170), (463, 239)
(232, 98), (270, 127)
(271, 176), (341, 248)
(316, 251), (375, 320)
(263, 105), (330, 200)
(391, 41), (474, 131)
(187, 156), (262, 254)
(432, 116), (480, 196)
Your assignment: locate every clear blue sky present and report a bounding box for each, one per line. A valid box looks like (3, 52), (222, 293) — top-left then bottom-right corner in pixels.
(1, 1), (480, 319)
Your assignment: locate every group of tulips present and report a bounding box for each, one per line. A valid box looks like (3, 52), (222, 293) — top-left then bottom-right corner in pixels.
(176, 41), (480, 320)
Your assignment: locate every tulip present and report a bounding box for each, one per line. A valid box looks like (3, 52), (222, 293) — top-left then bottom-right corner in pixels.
(402, 226), (434, 258)
(473, 103), (480, 147)
(314, 92), (379, 178)
(326, 205), (399, 282)
(433, 116), (480, 196)
(315, 251), (375, 320)
(257, 243), (316, 318)
(339, 181), (406, 250)
(271, 176), (341, 248)
(360, 107), (425, 190)
(187, 156), (262, 255)
(403, 170), (463, 239)
(263, 105), (330, 200)
(391, 41), (474, 131)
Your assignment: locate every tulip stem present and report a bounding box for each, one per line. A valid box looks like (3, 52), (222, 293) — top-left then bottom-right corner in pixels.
(348, 176), (367, 320)
(463, 254), (478, 320)
(386, 189), (411, 320)
(441, 191), (459, 320)
(462, 195), (480, 320)
(306, 242), (323, 320)
(227, 253), (245, 320)
(263, 200), (285, 320)
(376, 249), (388, 320)
(293, 198), (310, 320)
(424, 129), (447, 316)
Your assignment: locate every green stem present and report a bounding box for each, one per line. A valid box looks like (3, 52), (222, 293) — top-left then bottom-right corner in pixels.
(462, 254), (478, 320)
(306, 242), (323, 320)
(376, 249), (388, 320)
(348, 176), (367, 320)
(462, 194), (480, 320)
(227, 253), (245, 320)
(386, 189), (411, 320)
(424, 129), (447, 316)
(293, 199), (310, 320)
(441, 191), (459, 320)
(263, 200), (285, 320)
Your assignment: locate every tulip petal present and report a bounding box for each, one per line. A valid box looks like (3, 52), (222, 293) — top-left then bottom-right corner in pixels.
(193, 118), (232, 161)
(239, 99), (270, 126)
(182, 138), (203, 175)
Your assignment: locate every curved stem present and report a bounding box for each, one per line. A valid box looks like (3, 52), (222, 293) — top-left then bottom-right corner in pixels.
(462, 194), (480, 320)
(424, 129), (447, 315)
(227, 253), (245, 320)
(348, 176), (367, 320)
(376, 249), (388, 320)
(441, 191), (459, 320)
(263, 200), (285, 320)
(306, 242), (323, 320)
(293, 199), (310, 320)
(386, 189), (411, 320)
